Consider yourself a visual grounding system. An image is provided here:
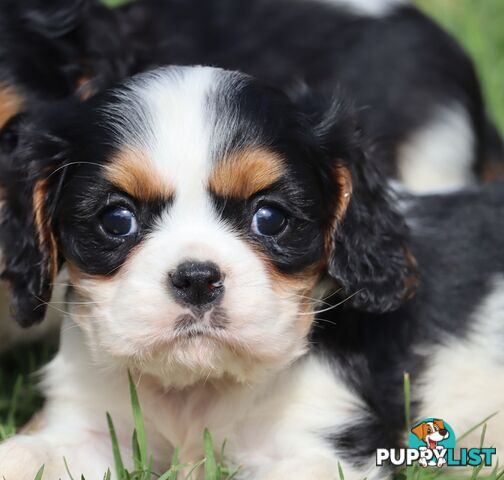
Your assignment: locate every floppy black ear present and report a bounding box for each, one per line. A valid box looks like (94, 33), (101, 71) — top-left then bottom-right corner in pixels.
(310, 98), (418, 313)
(0, 117), (68, 327)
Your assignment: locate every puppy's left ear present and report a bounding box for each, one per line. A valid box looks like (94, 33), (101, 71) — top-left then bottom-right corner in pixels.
(308, 99), (418, 313)
(0, 118), (68, 327)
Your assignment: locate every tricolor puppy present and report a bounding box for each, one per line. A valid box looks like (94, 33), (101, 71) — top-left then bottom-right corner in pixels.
(2, 0), (504, 351)
(0, 66), (414, 479)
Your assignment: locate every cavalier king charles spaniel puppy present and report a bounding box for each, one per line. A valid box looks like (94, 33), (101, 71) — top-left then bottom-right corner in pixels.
(1, 64), (504, 480)
(0, 65), (416, 479)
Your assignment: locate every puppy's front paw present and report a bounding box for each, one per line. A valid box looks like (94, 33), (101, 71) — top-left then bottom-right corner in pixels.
(418, 457), (428, 468)
(437, 457), (447, 467)
(0, 436), (49, 480)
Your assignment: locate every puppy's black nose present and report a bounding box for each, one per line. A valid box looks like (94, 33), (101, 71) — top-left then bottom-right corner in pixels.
(169, 261), (224, 309)
(439, 429), (448, 437)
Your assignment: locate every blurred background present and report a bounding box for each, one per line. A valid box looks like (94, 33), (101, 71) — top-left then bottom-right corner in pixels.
(101, 0), (504, 136)
(415, 0), (504, 135)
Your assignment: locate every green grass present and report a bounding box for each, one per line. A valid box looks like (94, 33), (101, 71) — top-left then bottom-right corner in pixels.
(1, 1), (503, 479)
(0, 344), (52, 441)
(1, 367), (495, 480)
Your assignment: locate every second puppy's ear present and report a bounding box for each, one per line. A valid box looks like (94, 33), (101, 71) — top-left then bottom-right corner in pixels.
(306, 97), (418, 313)
(0, 119), (68, 327)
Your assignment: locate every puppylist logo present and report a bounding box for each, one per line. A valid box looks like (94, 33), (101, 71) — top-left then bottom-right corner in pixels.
(376, 418), (496, 468)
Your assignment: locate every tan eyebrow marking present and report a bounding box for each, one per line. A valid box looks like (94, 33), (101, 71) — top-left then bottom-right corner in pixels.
(105, 147), (175, 200)
(0, 84), (24, 130)
(209, 147), (285, 199)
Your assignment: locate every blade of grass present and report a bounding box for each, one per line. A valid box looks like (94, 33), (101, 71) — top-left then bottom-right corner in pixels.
(226, 468), (242, 480)
(488, 461), (500, 480)
(132, 430), (142, 471)
(184, 459), (205, 480)
(203, 429), (218, 480)
(34, 465), (45, 480)
(458, 413), (498, 443)
(479, 423), (487, 449)
(157, 461), (189, 480)
(6, 375), (22, 430)
(469, 423), (488, 480)
(337, 461), (345, 480)
(106, 412), (126, 480)
(64, 457), (76, 480)
(128, 371), (148, 468)
(403, 372), (411, 433)
(160, 447), (181, 480)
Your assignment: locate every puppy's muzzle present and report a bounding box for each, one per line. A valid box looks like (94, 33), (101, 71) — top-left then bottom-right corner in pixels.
(169, 260), (224, 310)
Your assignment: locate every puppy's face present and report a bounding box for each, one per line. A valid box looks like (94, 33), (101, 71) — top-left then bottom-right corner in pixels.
(58, 68), (329, 384)
(1, 66), (415, 386)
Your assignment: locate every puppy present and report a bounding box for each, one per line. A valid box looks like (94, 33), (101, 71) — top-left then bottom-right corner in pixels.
(1, 0), (503, 350)
(0, 65), (416, 480)
(2, 65), (504, 479)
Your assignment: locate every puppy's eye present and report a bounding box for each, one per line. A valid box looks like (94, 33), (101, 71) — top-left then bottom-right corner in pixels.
(101, 207), (138, 237)
(252, 206), (287, 236)
(0, 114), (23, 154)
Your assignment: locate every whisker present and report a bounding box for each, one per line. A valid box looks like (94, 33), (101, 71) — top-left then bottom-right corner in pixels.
(46, 161), (104, 179)
(297, 289), (362, 316)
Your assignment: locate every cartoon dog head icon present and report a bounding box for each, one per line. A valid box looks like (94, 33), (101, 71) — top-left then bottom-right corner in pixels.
(411, 419), (450, 449)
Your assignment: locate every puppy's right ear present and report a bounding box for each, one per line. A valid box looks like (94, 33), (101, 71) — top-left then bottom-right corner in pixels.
(0, 118), (68, 327)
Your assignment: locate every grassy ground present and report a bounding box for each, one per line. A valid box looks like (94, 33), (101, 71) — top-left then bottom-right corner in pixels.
(1, 1), (503, 479)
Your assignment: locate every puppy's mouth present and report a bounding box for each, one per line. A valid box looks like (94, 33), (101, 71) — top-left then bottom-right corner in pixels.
(174, 307), (229, 338)
(428, 440), (437, 449)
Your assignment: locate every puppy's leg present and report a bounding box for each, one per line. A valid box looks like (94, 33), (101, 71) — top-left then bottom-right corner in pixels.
(0, 427), (115, 480)
(0, 321), (131, 479)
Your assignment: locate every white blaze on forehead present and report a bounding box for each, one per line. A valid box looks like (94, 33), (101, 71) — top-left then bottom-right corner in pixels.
(105, 66), (225, 208)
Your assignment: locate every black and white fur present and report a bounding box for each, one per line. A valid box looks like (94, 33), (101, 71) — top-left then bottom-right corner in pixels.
(1, 0), (503, 345)
(1, 0), (502, 349)
(111, 0), (501, 191)
(1, 0), (502, 191)
(0, 65), (503, 479)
